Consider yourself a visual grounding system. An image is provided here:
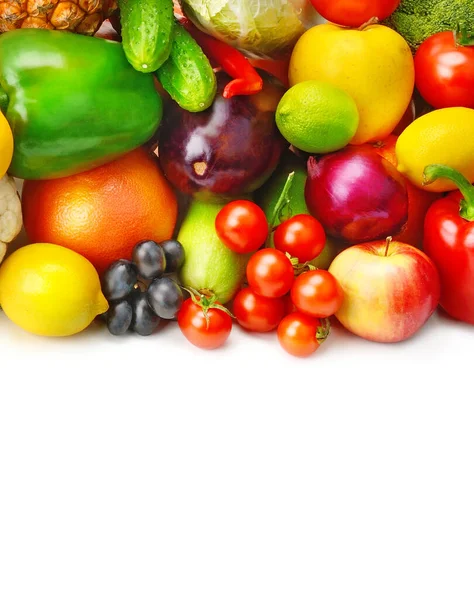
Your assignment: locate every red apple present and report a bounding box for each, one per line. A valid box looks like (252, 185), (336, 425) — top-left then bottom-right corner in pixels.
(328, 238), (440, 343)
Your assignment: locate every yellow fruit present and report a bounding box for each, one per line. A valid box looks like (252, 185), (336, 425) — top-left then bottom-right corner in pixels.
(0, 243), (108, 337)
(396, 107), (474, 192)
(288, 23), (414, 145)
(275, 80), (359, 153)
(0, 111), (13, 179)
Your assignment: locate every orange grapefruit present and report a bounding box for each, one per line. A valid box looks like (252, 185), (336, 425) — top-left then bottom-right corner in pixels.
(22, 148), (178, 274)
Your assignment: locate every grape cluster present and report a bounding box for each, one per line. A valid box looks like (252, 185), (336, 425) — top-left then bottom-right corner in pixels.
(102, 240), (185, 336)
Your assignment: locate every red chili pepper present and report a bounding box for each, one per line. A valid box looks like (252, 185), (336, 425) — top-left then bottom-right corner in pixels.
(179, 19), (263, 99)
(423, 164), (474, 324)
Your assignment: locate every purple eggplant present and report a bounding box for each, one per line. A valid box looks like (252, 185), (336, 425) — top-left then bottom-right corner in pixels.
(158, 71), (287, 200)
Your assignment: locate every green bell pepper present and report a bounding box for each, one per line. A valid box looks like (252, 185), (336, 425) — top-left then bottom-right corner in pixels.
(0, 29), (163, 180)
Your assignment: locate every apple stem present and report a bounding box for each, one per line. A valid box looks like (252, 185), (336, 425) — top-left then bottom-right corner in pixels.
(423, 164), (474, 221)
(384, 236), (392, 257)
(358, 17), (379, 31)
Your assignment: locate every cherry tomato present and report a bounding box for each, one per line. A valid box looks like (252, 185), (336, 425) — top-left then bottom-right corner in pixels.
(282, 293), (298, 315)
(215, 200), (269, 254)
(177, 298), (232, 350)
(232, 288), (285, 332)
(291, 270), (343, 318)
(246, 248), (294, 298)
(414, 31), (474, 110)
(274, 214), (326, 263)
(309, 0), (400, 28)
(277, 312), (330, 358)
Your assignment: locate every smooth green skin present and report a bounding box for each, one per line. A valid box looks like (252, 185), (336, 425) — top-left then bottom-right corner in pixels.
(275, 81), (359, 154)
(255, 152), (342, 269)
(157, 22), (217, 113)
(119, 0), (174, 73)
(0, 29), (163, 180)
(177, 201), (250, 305)
(256, 153), (309, 223)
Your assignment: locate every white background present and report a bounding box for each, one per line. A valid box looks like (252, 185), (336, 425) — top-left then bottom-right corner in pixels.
(2, 13), (474, 599)
(1, 305), (474, 600)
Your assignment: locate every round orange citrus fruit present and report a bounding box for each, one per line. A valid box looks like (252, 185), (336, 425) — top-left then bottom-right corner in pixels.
(22, 148), (178, 274)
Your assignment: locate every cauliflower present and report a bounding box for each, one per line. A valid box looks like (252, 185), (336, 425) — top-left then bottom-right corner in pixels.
(0, 175), (22, 264)
(386, 0), (474, 51)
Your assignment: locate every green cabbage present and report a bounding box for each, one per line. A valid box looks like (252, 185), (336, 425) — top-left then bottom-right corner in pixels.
(180, 0), (321, 59)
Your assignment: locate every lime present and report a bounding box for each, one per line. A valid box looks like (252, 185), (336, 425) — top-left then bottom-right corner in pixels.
(0, 243), (108, 336)
(275, 81), (359, 153)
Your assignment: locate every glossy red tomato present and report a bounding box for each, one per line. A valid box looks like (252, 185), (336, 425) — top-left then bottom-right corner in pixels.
(274, 214), (326, 263)
(310, 0), (400, 28)
(277, 312), (330, 358)
(282, 293), (298, 315)
(291, 270), (343, 318)
(246, 248), (294, 298)
(232, 288), (285, 332)
(414, 31), (474, 109)
(177, 298), (232, 350)
(215, 200), (268, 254)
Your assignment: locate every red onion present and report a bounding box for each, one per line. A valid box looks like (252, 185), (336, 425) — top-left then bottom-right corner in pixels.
(305, 146), (408, 243)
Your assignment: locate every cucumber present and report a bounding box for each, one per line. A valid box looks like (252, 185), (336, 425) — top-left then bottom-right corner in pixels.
(118, 0), (174, 73)
(157, 22), (217, 113)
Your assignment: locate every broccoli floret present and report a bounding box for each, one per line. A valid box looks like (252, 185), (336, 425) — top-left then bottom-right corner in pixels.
(386, 0), (474, 51)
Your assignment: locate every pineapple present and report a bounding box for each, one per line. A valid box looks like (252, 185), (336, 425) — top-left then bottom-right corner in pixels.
(0, 0), (118, 35)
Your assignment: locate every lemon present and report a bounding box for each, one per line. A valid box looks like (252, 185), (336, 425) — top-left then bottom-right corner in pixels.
(275, 81), (359, 154)
(396, 107), (474, 192)
(0, 243), (108, 336)
(0, 111), (13, 179)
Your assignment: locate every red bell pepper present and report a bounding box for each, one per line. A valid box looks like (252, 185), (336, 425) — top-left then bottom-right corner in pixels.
(423, 164), (474, 324)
